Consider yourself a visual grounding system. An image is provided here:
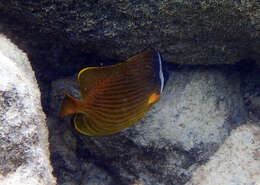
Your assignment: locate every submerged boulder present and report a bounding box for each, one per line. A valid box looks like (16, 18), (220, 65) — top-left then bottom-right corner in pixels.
(188, 123), (260, 185)
(0, 35), (56, 185)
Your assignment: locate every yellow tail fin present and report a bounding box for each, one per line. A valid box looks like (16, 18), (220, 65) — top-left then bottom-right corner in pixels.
(59, 89), (84, 117)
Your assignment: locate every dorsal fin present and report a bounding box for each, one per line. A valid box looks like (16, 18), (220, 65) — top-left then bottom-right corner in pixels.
(77, 51), (156, 101)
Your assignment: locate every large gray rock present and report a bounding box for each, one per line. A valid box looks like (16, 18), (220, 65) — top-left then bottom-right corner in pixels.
(50, 65), (246, 185)
(187, 123), (260, 185)
(126, 67), (245, 152)
(0, 0), (259, 65)
(0, 34), (56, 185)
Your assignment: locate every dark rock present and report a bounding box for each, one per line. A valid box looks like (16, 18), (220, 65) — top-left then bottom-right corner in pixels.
(0, 0), (259, 65)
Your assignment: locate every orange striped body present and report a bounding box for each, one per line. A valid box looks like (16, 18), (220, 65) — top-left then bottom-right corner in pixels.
(60, 51), (164, 136)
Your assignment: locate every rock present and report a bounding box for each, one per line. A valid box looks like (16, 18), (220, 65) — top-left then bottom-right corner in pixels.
(125, 67), (246, 153)
(50, 65), (246, 184)
(0, 0), (259, 65)
(47, 116), (114, 185)
(187, 123), (260, 185)
(0, 34), (56, 185)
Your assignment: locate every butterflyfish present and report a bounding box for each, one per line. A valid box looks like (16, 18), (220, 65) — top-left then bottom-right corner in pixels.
(60, 51), (169, 136)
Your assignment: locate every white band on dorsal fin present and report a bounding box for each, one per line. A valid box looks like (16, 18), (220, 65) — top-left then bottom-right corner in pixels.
(157, 51), (164, 93)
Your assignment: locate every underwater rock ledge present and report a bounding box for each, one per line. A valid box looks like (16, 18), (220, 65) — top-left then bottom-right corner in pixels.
(0, 0), (259, 65)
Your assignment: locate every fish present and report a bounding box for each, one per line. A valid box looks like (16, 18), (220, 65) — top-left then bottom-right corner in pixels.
(60, 51), (169, 136)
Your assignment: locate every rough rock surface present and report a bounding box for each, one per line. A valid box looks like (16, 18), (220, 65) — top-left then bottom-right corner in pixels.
(49, 65), (246, 185)
(0, 0), (259, 65)
(0, 35), (56, 185)
(187, 123), (260, 185)
(125, 67), (246, 152)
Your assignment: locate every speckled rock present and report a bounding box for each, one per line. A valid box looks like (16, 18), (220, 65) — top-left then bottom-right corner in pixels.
(49, 65), (246, 185)
(47, 116), (114, 185)
(187, 123), (260, 185)
(125, 67), (246, 152)
(0, 34), (56, 185)
(0, 0), (259, 65)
